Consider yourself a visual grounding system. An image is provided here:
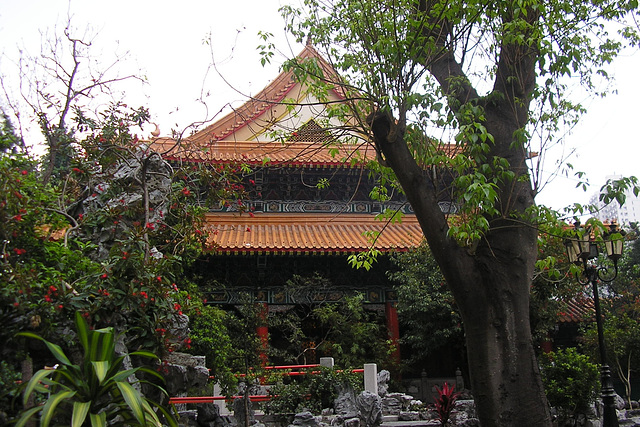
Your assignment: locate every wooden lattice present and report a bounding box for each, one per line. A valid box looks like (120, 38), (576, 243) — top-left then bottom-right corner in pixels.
(288, 119), (334, 142)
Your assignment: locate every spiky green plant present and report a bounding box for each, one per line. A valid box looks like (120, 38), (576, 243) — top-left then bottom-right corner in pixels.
(15, 311), (177, 427)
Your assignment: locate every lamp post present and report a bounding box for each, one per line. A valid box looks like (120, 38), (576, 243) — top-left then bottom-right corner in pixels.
(565, 220), (625, 427)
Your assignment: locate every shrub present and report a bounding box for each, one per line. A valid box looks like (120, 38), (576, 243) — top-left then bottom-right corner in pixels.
(0, 360), (21, 422)
(540, 348), (600, 420)
(266, 367), (361, 414)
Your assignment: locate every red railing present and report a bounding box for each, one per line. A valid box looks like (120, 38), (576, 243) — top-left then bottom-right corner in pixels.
(169, 364), (364, 405)
(169, 395), (271, 404)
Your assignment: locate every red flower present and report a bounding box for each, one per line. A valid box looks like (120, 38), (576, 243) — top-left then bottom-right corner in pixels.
(20, 170), (28, 175)
(13, 302), (19, 307)
(181, 187), (191, 196)
(12, 214), (23, 222)
(156, 276), (162, 282)
(72, 168), (83, 174)
(13, 248), (26, 255)
(145, 223), (155, 230)
(101, 273), (108, 279)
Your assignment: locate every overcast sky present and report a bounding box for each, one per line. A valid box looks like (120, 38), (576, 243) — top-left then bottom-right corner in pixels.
(1, 0), (638, 213)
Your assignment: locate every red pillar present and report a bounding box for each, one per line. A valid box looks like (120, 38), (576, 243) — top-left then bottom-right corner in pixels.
(385, 301), (401, 367)
(540, 333), (553, 354)
(256, 302), (269, 366)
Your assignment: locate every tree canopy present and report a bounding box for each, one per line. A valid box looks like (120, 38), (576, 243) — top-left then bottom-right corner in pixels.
(273, 0), (640, 425)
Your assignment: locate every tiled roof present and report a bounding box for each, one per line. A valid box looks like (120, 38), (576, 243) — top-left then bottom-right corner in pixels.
(204, 213), (424, 254)
(189, 44), (342, 145)
(557, 297), (594, 323)
(151, 139), (376, 166)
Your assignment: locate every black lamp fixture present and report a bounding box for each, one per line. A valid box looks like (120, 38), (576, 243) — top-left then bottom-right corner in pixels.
(564, 219), (625, 427)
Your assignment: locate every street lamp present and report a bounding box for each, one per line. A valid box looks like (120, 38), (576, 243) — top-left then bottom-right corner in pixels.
(565, 220), (625, 427)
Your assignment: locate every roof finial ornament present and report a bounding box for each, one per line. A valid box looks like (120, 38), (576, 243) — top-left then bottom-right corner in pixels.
(150, 123), (160, 138)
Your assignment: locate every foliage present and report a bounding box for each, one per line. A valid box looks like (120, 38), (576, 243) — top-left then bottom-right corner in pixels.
(266, 366), (361, 414)
(530, 229), (585, 343)
(274, 1), (640, 422)
(16, 311), (177, 427)
(268, 274), (393, 369)
(540, 348), (600, 420)
(0, 360), (22, 422)
(0, 97), (249, 371)
(433, 382), (461, 427)
(582, 314), (640, 406)
(0, 24), (249, 416)
(182, 298), (237, 393)
(387, 244), (464, 373)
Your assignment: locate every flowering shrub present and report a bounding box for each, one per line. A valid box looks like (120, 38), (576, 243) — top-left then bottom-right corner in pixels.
(0, 105), (247, 371)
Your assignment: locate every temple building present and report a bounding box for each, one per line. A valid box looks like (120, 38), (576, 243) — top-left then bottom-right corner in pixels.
(151, 43), (458, 368)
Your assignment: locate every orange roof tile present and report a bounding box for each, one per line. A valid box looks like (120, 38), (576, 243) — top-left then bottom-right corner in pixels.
(204, 213), (424, 254)
(557, 297), (594, 323)
(151, 139), (376, 166)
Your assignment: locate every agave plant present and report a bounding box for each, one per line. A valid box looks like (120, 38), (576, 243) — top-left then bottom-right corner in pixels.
(16, 311), (177, 427)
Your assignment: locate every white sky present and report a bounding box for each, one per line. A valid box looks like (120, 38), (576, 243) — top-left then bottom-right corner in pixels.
(0, 0), (638, 213)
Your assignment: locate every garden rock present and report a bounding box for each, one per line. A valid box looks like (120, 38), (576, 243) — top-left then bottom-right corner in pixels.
(233, 396), (255, 426)
(165, 364), (188, 396)
(342, 417), (360, 427)
(334, 385), (358, 418)
(290, 411), (320, 427)
(381, 397), (401, 415)
(197, 403), (232, 427)
(398, 411), (420, 421)
(377, 370), (390, 397)
(356, 390), (382, 427)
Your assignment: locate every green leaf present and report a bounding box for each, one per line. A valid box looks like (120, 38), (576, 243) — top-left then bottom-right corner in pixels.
(116, 381), (146, 424)
(74, 311), (90, 354)
(129, 350), (160, 360)
(92, 360), (110, 383)
(17, 332), (72, 366)
(40, 390), (77, 427)
(22, 368), (55, 406)
(15, 405), (43, 427)
(72, 401), (91, 427)
(89, 411), (107, 427)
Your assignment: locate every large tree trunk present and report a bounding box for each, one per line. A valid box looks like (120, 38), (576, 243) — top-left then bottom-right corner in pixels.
(368, 110), (551, 426)
(458, 227), (549, 425)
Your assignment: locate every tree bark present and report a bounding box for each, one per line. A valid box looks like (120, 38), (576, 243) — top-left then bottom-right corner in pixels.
(368, 108), (551, 425)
